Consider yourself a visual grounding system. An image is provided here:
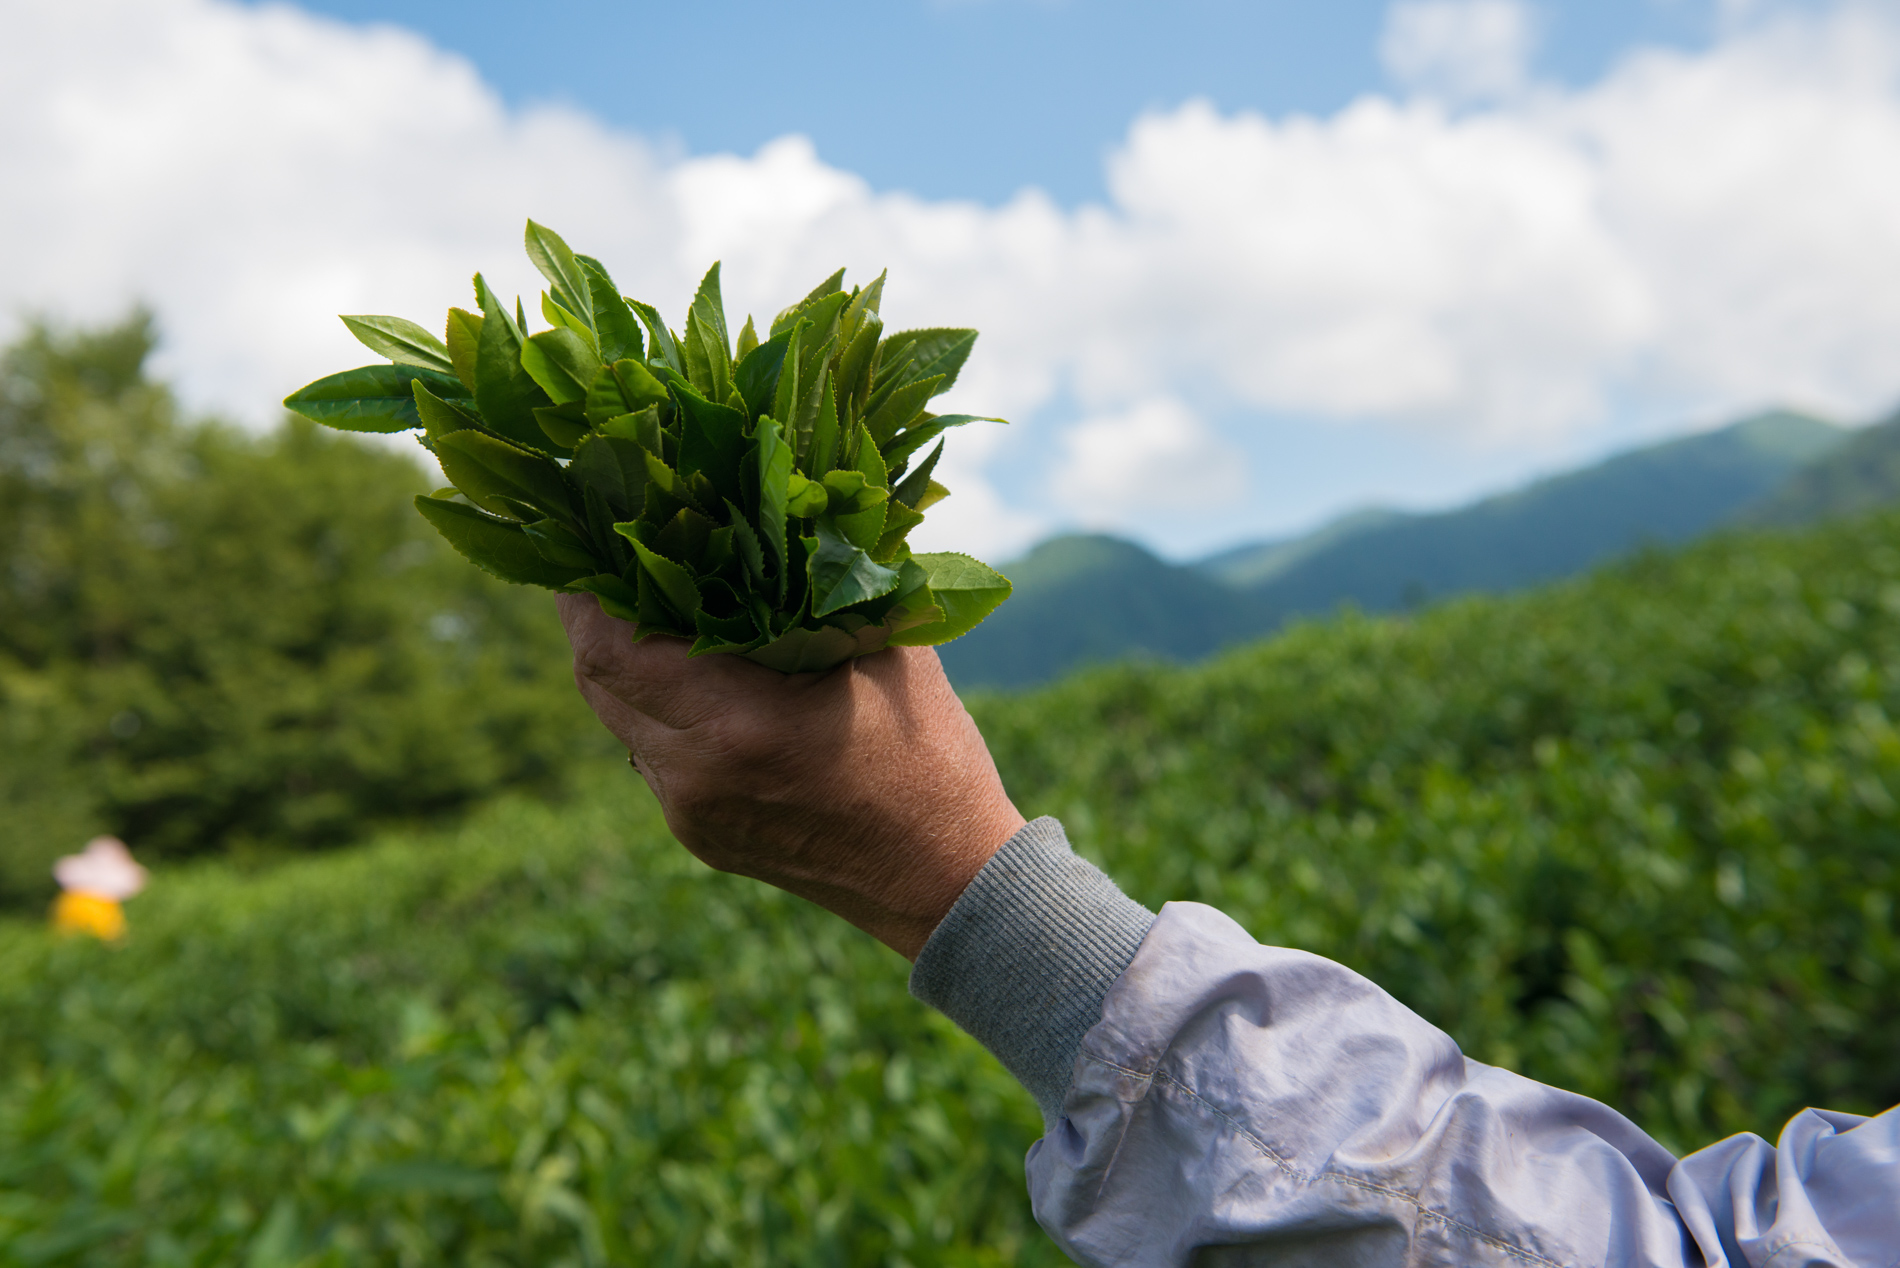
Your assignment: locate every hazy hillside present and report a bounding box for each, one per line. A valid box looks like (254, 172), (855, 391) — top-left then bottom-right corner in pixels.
(1743, 407), (1900, 526)
(943, 411), (1844, 689)
(936, 535), (1269, 689)
(1197, 507), (1406, 589)
(1237, 409), (1841, 621)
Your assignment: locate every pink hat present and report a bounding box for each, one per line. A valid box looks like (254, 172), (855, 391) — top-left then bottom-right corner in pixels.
(53, 837), (149, 901)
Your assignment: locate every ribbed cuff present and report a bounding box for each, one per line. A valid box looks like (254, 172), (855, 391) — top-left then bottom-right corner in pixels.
(909, 816), (1155, 1127)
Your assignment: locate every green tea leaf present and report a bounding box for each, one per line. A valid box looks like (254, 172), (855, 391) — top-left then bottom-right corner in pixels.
(582, 483), (631, 572)
(571, 573), (642, 622)
(413, 495), (588, 588)
(540, 293), (600, 355)
(733, 330), (791, 421)
(807, 365), (842, 478)
(533, 403), (588, 452)
(284, 365), (467, 433)
(576, 254), (644, 364)
(623, 536), (703, 619)
(772, 319), (805, 436)
(754, 416), (793, 598)
(683, 306), (731, 403)
(600, 406), (663, 455)
(654, 507), (717, 575)
(875, 328), (977, 396)
(841, 271), (886, 336)
(771, 269), (846, 337)
(689, 261), (730, 353)
(882, 413), (1002, 471)
(834, 315), (883, 420)
(444, 307), (482, 394)
(724, 500), (766, 586)
(585, 359), (669, 426)
(627, 299), (683, 375)
(340, 315), (456, 374)
(434, 429), (575, 524)
(568, 434), (650, 521)
(520, 327), (602, 406)
(891, 438), (944, 505)
(524, 219), (593, 333)
(473, 273), (555, 450)
(412, 379), (483, 449)
(735, 315), (759, 362)
(793, 358), (836, 471)
(633, 567), (685, 634)
(808, 520), (901, 617)
(786, 471), (829, 518)
(523, 518), (599, 570)
(864, 374), (944, 446)
(834, 423), (889, 550)
(642, 449), (703, 516)
(674, 385), (748, 507)
(888, 552), (1011, 645)
(872, 499), (926, 561)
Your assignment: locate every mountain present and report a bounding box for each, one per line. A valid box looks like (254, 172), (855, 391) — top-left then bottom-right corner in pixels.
(935, 535), (1269, 689)
(941, 410), (1847, 690)
(1196, 508), (1406, 589)
(1742, 407), (1900, 527)
(1234, 409), (1843, 622)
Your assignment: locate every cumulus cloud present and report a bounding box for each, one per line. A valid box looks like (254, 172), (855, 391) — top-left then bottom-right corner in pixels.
(1381, 0), (1539, 102)
(1052, 398), (1246, 525)
(5, 0), (1900, 559)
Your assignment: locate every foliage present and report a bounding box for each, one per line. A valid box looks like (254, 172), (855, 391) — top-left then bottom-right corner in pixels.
(974, 511), (1900, 1151)
(0, 776), (1051, 1267)
(4, 503), (1898, 1262)
(0, 315), (608, 903)
(285, 222), (1011, 673)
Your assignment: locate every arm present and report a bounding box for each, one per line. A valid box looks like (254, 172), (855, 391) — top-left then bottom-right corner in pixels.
(561, 597), (1900, 1268)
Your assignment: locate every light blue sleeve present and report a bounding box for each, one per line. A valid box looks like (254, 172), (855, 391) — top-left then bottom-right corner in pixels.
(912, 820), (1900, 1267)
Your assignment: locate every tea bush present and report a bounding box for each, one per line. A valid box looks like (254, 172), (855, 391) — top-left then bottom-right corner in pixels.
(3, 509), (1898, 1264)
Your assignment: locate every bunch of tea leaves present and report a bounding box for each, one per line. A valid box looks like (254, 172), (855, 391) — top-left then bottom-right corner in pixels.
(285, 222), (1011, 672)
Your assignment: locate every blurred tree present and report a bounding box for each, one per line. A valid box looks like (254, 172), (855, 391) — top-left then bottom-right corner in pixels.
(0, 314), (607, 903)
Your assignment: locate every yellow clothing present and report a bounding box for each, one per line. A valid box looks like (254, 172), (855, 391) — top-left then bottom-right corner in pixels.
(53, 891), (126, 940)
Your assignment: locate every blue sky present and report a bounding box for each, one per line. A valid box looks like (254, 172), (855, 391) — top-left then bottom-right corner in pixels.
(277, 0), (1737, 207)
(7, 0), (1897, 562)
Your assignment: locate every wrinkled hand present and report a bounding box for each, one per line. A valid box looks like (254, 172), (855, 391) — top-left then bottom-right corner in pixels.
(560, 594), (1026, 960)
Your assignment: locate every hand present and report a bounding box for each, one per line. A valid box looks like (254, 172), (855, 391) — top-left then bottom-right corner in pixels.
(559, 594), (1026, 960)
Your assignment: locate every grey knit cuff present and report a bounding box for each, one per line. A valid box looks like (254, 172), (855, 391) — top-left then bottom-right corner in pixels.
(908, 816), (1155, 1126)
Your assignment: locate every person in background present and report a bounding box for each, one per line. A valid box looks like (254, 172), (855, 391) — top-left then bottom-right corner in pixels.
(559, 594), (1899, 1268)
(51, 836), (148, 941)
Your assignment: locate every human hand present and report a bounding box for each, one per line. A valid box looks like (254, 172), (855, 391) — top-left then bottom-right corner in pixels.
(559, 594), (1026, 961)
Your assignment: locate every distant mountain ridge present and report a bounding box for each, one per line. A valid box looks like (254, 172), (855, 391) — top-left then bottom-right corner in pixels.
(1743, 407), (1900, 527)
(940, 409), (1861, 690)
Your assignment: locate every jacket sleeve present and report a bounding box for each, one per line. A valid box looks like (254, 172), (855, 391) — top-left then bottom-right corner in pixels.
(911, 818), (1900, 1268)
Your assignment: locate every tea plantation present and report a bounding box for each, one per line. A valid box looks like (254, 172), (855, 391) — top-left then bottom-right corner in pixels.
(4, 509), (1899, 1265)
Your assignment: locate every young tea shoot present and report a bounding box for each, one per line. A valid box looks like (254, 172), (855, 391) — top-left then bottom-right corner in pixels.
(286, 222), (1011, 672)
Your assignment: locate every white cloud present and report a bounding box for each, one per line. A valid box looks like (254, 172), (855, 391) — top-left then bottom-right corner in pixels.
(1380, 0), (1538, 103)
(5, 0), (1900, 561)
(1052, 397), (1246, 527)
